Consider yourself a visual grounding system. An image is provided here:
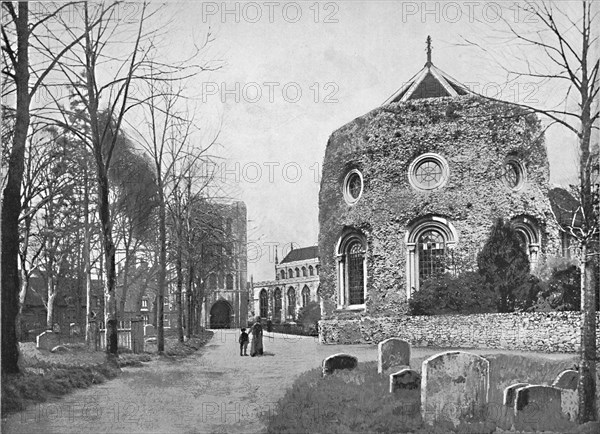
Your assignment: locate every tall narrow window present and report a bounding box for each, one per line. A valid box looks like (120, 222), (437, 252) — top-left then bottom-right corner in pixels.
(302, 286), (310, 307)
(309, 265), (314, 276)
(259, 289), (268, 318)
(274, 288), (282, 320)
(347, 241), (365, 304)
(226, 274), (234, 290)
(295, 268), (300, 278)
(288, 269), (293, 279)
(280, 270), (286, 280)
(417, 229), (446, 282)
(337, 231), (366, 307)
(287, 287), (296, 318)
(302, 266), (307, 277)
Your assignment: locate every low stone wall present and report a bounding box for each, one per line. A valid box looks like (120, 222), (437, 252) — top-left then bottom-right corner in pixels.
(318, 312), (600, 354)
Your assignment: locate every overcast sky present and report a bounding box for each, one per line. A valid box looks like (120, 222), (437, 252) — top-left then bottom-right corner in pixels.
(159, 1), (581, 281)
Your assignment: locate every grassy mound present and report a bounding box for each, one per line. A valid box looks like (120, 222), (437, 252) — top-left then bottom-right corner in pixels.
(265, 353), (583, 433)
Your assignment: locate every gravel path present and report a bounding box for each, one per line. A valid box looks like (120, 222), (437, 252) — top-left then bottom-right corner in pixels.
(2, 331), (578, 434)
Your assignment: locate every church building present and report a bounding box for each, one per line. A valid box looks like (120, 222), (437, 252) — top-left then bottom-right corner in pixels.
(317, 38), (561, 339)
(251, 246), (320, 323)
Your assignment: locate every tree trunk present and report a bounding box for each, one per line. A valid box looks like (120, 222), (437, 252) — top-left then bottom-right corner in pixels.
(186, 263), (194, 339)
(578, 242), (598, 422)
(84, 169), (93, 345)
(46, 289), (57, 331)
(157, 187), (166, 353)
(1, 1), (30, 375)
(98, 173), (118, 355)
(176, 251), (184, 342)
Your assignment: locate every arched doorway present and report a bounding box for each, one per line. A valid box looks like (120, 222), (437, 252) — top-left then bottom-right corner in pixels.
(210, 300), (233, 329)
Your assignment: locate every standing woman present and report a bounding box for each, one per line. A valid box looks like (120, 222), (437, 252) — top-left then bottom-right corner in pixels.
(250, 316), (264, 356)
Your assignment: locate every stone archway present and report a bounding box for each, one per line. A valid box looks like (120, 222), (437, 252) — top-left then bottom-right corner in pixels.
(210, 300), (233, 329)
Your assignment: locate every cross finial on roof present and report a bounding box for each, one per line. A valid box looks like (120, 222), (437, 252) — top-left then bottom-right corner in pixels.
(426, 35), (432, 66)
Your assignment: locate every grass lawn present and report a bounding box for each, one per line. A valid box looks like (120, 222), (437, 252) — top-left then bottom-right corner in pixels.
(1, 330), (213, 418)
(265, 352), (599, 433)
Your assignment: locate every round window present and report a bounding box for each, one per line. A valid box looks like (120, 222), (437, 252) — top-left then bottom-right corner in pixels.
(343, 169), (363, 204)
(408, 153), (449, 191)
(503, 159), (526, 190)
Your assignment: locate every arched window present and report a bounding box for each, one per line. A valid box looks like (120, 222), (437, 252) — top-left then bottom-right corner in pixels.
(302, 286), (310, 307)
(288, 269), (293, 279)
(287, 287), (296, 318)
(406, 216), (458, 297)
(295, 268), (300, 278)
(417, 230), (446, 283)
(226, 274), (234, 290)
(274, 288), (282, 320)
(309, 265), (314, 276)
(208, 273), (217, 289)
(511, 215), (540, 270)
(315, 265), (319, 275)
(336, 230), (367, 307)
(273, 288), (281, 320)
(280, 270), (286, 280)
(259, 289), (268, 318)
(302, 266), (307, 277)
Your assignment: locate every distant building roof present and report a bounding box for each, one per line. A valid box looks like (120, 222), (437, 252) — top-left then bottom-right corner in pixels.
(280, 246), (319, 264)
(383, 36), (471, 105)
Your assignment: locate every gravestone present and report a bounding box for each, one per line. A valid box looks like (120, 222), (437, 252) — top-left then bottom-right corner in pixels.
(421, 351), (489, 426)
(51, 345), (69, 353)
(144, 324), (156, 336)
(503, 382), (529, 407)
(322, 353), (358, 377)
(552, 369), (578, 390)
(378, 338), (410, 374)
(37, 331), (60, 351)
(514, 385), (563, 431)
(389, 368), (420, 393)
(552, 370), (579, 422)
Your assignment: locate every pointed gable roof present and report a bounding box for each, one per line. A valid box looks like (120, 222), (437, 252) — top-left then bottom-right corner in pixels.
(280, 246), (319, 264)
(384, 36), (472, 105)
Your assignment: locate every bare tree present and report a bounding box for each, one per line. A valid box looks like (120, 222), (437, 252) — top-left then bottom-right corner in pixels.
(1, 0), (88, 374)
(464, 0), (599, 422)
(134, 74), (219, 350)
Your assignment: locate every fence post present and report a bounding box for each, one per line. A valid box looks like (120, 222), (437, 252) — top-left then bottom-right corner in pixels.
(131, 319), (143, 354)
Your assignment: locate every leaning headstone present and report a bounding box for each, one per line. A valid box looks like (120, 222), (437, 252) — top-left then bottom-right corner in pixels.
(36, 331), (60, 350)
(552, 370), (578, 390)
(378, 338), (410, 374)
(421, 351), (489, 426)
(322, 353), (358, 377)
(503, 382), (529, 407)
(515, 385), (563, 431)
(51, 345), (69, 353)
(144, 324), (156, 336)
(390, 368), (420, 393)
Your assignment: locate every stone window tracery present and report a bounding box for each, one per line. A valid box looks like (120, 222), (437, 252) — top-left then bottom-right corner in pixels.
(259, 289), (268, 318)
(302, 286), (310, 307)
(274, 288), (282, 320)
(336, 230), (367, 308)
(503, 158), (526, 190)
(408, 153), (449, 191)
(287, 287), (296, 318)
(405, 216), (458, 297)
